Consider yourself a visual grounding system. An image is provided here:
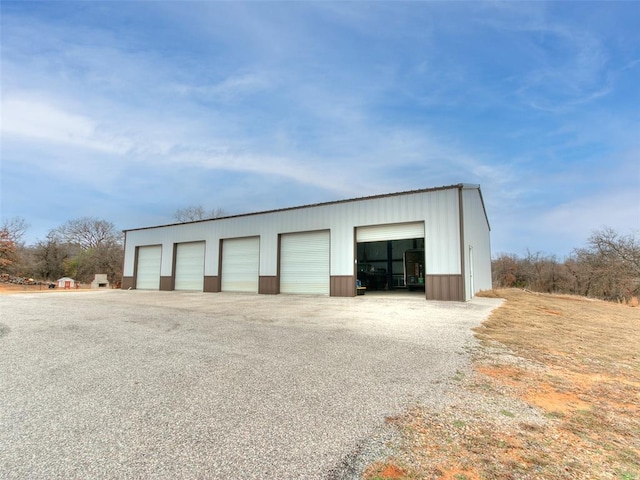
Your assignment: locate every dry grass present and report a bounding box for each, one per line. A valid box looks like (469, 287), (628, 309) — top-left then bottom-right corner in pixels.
(365, 288), (640, 480)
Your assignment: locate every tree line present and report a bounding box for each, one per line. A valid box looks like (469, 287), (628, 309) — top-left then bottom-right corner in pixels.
(0, 206), (227, 286)
(2, 213), (637, 302)
(1, 217), (124, 285)
(492, 227), (639, 303)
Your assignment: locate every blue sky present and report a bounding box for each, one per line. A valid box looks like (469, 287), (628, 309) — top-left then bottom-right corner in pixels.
(1, 1), (638, 257)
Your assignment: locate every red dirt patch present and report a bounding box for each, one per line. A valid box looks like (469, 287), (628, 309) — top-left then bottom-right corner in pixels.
(363, 462), (410, 479)
(525, 386), (590, 414)
(475, 364), (527, 389)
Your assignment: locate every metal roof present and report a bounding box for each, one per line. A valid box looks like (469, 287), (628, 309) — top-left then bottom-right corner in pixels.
(123, 183), (488, 232)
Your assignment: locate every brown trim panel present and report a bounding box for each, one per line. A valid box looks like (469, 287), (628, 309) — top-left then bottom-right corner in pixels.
(160, 276), (174, 291)
(331, 276), (355, 297)
(204, 276), (220, 292)
(121, 277), (134, 289)
(259, 276), (279, 294)
(426, 274), (464, 301)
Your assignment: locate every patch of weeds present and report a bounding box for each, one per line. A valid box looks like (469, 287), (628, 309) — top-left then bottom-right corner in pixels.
(617, 471), (637, 480)
(452, 370), (465, 382)
(454, 474), (469, 480)
(504, 458), (530, 473)
(617, 447), (640, 465)
(469, 380), (497, 392)
(544, 410), (565, 419)
(522, 451), (551, 469)
(519, 422), (544, 432)
(563, 408), (601, 437)
(453, 420), (466, 428)
(500, 409), (515, 418)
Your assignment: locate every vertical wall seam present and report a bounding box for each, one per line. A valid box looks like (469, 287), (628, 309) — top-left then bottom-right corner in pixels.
(132, 244), (138, 289)
(171, 243), (178, 291)
(458, 187), (467, 301)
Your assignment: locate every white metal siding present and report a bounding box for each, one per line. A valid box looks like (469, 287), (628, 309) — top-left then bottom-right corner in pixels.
(136, 245), (161, 290)
(462, 188), (492, 299)
(174, 242), (205, 291)
(280, 231), (330, 295)
(221, 237), (259, 293)
(356, 222), (425, 242)
(423, 189), (460, 274)
(122, 187), (466, 282)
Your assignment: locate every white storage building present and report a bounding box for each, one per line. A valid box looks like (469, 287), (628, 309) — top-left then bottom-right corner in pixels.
(122, 184), (492, 301)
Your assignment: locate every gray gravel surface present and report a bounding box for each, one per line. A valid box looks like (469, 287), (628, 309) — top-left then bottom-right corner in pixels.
(0, 290), (502, 479)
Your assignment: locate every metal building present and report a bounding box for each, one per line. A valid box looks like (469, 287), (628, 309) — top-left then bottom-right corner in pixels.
(122, 184), (491, 301)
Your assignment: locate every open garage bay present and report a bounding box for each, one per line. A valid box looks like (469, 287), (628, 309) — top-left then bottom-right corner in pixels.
(0, 290), (501, 479)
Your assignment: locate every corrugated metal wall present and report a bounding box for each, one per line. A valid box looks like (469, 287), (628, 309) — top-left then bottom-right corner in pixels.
(462, 187), (492, 300)
(123, 187), (466, 289)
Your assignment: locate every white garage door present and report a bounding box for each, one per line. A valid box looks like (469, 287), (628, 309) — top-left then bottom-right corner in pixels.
(221, 237), (259, 293)
(175, 242), (205, 291)
(280, 231), (330, 295)
(356, 222), (425, 242)
(136, 245), (161, 290)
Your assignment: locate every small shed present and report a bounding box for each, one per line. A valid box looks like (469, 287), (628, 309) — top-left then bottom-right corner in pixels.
(91, 274), (110, 289)
(56, 277), (77, 289)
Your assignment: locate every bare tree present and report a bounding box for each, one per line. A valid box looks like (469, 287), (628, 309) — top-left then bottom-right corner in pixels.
(492, 227), (639, 302)
(583, 227), (640, 300)
(55, 217), (121, 249)
(48, 218), (123, 283)
(72, 244), (123, 284)
(31, 232), (74, 281)
(173, 206), (227, 223)
(492, 253), (519, 288)
(587, 227), (640, 277)
(1, 217), (29, 246)
(0, 229), (17, 271)
(0, 217), (30, 273)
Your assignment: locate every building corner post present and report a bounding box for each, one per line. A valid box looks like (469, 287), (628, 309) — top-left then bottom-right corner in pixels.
(458, 186), (467, 301)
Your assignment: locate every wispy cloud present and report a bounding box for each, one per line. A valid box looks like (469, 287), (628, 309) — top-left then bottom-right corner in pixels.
(515, 25), (611, 111)
(1, 95), (131, 154)
(172, 72), (275, 103)
(1, 2), (638, 251)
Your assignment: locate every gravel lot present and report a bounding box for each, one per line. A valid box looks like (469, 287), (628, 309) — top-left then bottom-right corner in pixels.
(0, 290), (502, 479)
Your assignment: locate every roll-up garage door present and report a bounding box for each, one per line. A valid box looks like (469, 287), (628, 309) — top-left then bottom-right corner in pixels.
(356, 222), (425, 242)
(136, 245), (162, 290)
(280, 231), (330, 295)
(221, 237), (259, 293)
(175, 242), (205, 291)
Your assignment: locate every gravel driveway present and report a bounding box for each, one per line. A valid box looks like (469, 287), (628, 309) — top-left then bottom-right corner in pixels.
(0, 290), (502, 479)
